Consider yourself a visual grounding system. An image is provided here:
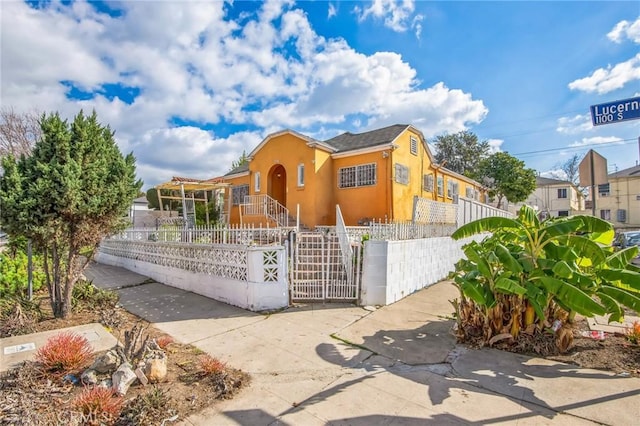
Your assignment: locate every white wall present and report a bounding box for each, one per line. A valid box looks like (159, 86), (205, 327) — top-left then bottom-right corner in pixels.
(96, 246), (288, 312)
(360, 236), (481, 306)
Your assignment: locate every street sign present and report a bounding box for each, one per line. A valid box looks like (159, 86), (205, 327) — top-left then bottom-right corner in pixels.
(590, 96), (640, 126)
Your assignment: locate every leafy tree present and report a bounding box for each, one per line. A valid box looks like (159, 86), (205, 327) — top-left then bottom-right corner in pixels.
(433, 131), (489, 176)
(451, 206), (640, 352)
(0, 107), (41, 159)
(0, 110), (142, 318)
(474, 152), (536, 209)
(229, 150), (249, 172)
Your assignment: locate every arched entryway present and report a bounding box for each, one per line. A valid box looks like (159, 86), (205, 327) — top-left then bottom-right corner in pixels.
(268, 164), (287, 207)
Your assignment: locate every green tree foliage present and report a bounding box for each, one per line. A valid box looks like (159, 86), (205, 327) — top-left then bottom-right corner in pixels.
(146, 187), (180, 211)
(433, 131), (489, 176)
(0, 110), (142, 318)
(474, 152), (536, 209)
(194, 199), (221, 225)
(451, 206), (640, 351)
(0, 250), (45, 297)
(229, 150), (249, 172)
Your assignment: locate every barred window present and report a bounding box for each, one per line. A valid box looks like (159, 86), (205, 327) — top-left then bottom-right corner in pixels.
(437, 176), (444, 197)
(423, 174), (434, 192)
(410, 136), (418, 155)
(394, 163), (409, 185)
(232, 184), (249, 205)
(338, 163), (377, 188)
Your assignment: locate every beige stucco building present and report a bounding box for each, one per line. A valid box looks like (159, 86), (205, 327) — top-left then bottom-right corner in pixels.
(523, 176), (585, 218)
(594, 165), (640, 228)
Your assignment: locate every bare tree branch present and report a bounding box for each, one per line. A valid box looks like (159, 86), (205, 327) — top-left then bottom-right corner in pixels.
(0, 107), (42, 158)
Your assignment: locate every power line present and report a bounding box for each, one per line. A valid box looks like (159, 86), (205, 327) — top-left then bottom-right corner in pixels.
(512, 137), (638, 158)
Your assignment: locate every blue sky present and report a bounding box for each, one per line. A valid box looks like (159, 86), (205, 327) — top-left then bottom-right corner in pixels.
(1, 0), (639, 189)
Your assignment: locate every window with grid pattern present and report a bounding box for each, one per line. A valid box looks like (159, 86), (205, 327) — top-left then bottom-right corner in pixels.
(338, 163), (377, 188)
(232, 184), (249, 205)
(423, 174), (434, 192)
(557, 188), (567, 199)
(410, 136), (418, 155)
(437, 176), (444, 196)
(447, 181), (459, 198)
(394, 163), (409, 185)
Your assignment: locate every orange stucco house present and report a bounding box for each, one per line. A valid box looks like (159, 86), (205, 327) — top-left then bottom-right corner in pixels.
(220, 124), (486, 228)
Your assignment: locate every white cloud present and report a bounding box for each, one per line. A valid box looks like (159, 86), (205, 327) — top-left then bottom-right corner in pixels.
(1, 0), (485, 188)
(556, 114), (593, 134)
(569, 136), (623, 147)
(354, 0), (424, 37)
(607, 17), (640, 43)
(487, 139), (503, 153)
(568, 53), (640, 94)
(328, 3), (337, 19)
(540, 169), (568, 181)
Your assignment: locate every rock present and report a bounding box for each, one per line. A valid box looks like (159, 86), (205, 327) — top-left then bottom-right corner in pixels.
(81, 369), (98, 385)
(98, 379), (112, 389)
(134, 367), (149, 386)
(90, 349), (121, 373)
(112, 363), (137, 396)
(143, 355), (167, 383)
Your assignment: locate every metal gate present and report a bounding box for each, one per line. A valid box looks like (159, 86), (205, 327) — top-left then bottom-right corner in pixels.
(288, 231), (361, 302)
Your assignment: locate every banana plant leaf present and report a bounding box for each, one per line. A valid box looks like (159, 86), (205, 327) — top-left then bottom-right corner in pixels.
(552, 260), (573, 279)
(574, 215), (614, 234)
(565, 235), (606, 266)
(452, 217), (522, 240)
(534, 276), (606, 316)
(494, 243), (523, 274)
(597, 292), (625, 324)
(525, 281), (547, 320)
(541, 218), (584, 238)
(599, 269), (640, 292)
(495, 277), (527, 295)
(454, 276), (495, 308)
(606, 246), (639, 269)
(600, 285), (640, 314)
(463, 244), (493, 280)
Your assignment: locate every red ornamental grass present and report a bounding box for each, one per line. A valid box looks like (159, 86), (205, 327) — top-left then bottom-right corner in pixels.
(35, 331), (93, 374)
(72, 386), (124, 424)
(198, 355), (226, 376)
(156, 335), (174, 350)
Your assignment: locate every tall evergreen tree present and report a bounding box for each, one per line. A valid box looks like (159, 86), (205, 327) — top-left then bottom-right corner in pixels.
(0, 110), (142, 318)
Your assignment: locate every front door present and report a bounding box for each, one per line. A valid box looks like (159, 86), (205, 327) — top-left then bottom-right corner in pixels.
(269, 164), (286, 207)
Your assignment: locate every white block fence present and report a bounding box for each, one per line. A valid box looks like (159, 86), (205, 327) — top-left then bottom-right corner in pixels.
(97, 240), (288, 311)
(360, 236), (483, 306)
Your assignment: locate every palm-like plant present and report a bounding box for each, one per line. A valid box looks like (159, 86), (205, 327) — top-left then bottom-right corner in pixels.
(450, 206), (640, 350)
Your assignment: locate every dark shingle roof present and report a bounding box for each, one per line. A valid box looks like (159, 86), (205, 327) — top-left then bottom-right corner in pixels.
(323, 124), (409, 152)
(536, 176), (571, 186)
(609, 165), (640, 178)
(224, 162), (249, 176)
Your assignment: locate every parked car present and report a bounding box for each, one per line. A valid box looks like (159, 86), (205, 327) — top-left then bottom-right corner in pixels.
(613, 231), (640, 264)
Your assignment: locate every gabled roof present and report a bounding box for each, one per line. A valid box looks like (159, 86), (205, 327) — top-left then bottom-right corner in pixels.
(323, 124), (409, 152)
(609, 165), (640, 178)
(248, 129), (335, 159)
(536, 176), (571, 186)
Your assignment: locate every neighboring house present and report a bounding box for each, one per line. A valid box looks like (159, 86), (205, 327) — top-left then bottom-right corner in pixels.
(129, 195), (154, 227)
(594, 165), (640, 228)
(523, 176), (585, 218)
(219, 124), (487, 228)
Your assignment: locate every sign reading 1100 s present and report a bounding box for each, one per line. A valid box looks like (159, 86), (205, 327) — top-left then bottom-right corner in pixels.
(590, 96), (640, 126)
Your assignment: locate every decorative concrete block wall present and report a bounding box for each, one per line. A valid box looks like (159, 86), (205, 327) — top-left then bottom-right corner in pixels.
(360, 236), (482, 306)
(97, 240), (288, 311)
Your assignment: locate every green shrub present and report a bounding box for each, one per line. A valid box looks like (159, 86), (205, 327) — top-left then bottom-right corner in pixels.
(72, 280), (119, 311)
(0, 250), (45, 297)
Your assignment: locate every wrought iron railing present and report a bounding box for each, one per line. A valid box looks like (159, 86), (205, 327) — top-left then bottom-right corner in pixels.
(241, 195), (290, 227)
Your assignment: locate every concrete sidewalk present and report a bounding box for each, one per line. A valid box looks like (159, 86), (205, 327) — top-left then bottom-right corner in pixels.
(87, 262), (640, 425)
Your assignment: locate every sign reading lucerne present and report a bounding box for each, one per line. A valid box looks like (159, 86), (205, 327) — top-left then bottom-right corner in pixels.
(590, 96), (640, 126)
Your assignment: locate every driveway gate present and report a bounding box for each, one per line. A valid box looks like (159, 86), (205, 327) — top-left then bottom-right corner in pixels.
(288, 231), (361, 302)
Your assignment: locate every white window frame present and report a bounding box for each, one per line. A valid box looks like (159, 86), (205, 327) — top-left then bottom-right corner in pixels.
(437, 176), (444, 197)
(410, 136), (418, 156)
(254, 172), (261, 192)
(600, 209), (611, 221)
(338, 163), (377, 189)
(297, 163), (305, 187)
